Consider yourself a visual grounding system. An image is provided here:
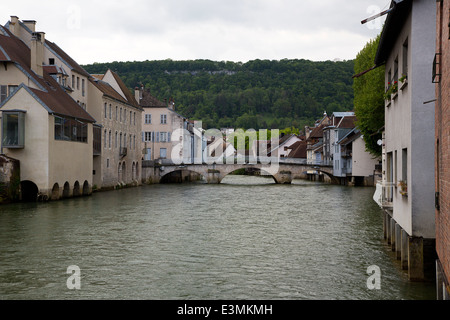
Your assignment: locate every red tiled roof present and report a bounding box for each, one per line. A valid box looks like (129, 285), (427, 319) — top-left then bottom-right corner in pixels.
(288, 141), (307, 159)
(90, 78), (130, 106)
(139, 89), (166, 108)
(338, 116), (357, 129)
(308, 124), (325, 139)
(30, 72), (95, 122)
(0, 26), (95, 122)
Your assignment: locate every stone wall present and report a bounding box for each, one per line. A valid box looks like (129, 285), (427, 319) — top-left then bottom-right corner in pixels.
(0, 155), (20, 204)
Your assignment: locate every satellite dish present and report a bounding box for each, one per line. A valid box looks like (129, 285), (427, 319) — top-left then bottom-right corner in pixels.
(377, 139), (383, 146)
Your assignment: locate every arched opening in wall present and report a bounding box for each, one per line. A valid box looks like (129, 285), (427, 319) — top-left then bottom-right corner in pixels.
(221, 168), (277, 184)
(122, 162), (126, 183)
(132, 162), (136, 181)
(73, 181), (81, 197)
(136, 162), (139, 181)
(82, 180), (90, 196)
(63, 182), (70, 198)
(51, 183), (60, 200)
(160, 170), (205, 184)
(20, 181), (39, 202)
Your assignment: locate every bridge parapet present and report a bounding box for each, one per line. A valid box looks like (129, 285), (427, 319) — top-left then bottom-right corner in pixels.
(142, 160), (333, 185)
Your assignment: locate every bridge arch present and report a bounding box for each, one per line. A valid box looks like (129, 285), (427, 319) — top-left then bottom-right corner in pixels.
(160, 169), (206, 184)
(220, 167), (278, 184)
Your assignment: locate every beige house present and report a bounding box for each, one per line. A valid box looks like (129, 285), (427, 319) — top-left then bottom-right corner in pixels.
(1, 16), (143, 199)
(138, 88), (194, 164)
(0, 22), (95, 201)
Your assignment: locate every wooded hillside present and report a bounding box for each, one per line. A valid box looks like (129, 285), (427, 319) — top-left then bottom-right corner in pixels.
(83, 59), (355, 130)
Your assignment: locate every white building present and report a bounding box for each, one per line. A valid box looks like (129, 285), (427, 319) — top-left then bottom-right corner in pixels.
(374, 0), (436, 281)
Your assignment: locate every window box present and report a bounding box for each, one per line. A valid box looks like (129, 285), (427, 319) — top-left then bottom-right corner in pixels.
(398, 180), (408, 197)
(1, 110), (26, 149)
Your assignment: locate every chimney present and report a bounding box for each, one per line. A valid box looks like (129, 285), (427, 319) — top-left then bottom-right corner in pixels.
(134, 84), (144, 105)
(168, 98), (175, 110)
(22, 20), (36, 32)
(31, 32), (45, 77)
(9, 16), (19, 37)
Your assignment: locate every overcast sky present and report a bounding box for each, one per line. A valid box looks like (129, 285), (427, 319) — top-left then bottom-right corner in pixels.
(2, 0), (389, 65)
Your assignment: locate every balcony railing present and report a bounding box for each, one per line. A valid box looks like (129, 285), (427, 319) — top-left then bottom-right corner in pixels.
(120, 147), (127, 158)
(433, 53), (441, 84)
(381, 181), (395, 208)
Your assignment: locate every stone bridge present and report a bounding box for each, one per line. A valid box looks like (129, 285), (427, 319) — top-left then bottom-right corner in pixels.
(142, 160), (335, 184)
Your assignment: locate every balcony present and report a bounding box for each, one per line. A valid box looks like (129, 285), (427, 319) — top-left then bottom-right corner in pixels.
(120, 147), (127, 158)
(433, 53), (441, 84)
(381, 181), (394, 209)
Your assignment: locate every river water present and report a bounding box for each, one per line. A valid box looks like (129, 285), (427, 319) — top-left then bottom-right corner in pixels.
(0, 175), (436, 300)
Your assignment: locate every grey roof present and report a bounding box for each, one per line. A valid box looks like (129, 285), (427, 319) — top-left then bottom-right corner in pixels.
(375, 0), (412, 65)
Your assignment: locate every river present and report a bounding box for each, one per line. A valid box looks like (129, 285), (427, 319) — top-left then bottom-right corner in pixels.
(0, 175), (436, 300)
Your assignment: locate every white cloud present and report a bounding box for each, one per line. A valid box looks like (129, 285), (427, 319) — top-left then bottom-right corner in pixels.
(1, 0), (390, 64)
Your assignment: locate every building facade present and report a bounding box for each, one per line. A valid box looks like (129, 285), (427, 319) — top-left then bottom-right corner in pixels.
(138, 88), (194, 164)
(89, 70), (143, 189)
(0, 22), (95, 201)
(1, 16), (143, 199)
(435, 0), (450, 300)
(375, 0), (437, 281)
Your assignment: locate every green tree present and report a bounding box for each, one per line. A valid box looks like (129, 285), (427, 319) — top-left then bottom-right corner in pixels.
(353, 34), (385, 157)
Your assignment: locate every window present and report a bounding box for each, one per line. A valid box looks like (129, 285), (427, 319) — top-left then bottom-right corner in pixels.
(49, 58), (55, 65)
(394, 56), (399, 85)
(54, 116), (88, 143)
(1, 111), (25, 148)
(107, 158), (110, 168)
(104, 103), (107, 119)
(115, 106), (118, 120)
(130, 111), (132, 125)
(109, 130), (111, 149)
(124, 134), (127, 148)
(160, 148), (167, 159)
(161, 114), (167, 124)
(72, 75), (75, 88)
(109, 104), (112, 119)
(144, 148), (151, 161)
(402, 38), (408, 77)
(124, 109), (127, 123)
(82, 79), (85, 97)
(8, 85), (18, 96)
(104, 129), (107, 148)
(0, 85), (7, 103)
(145, 114), (152, 124)
(120, 108), (122, 122)
(160, 132), (167, 142)
(134, 112), (136, 125)
(77, 77), (80, 90)
(402, 148), (408, 182)
(394, 150), (398, 185)
(144, 132), (152, 142)
(115, 132), (118, 148)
